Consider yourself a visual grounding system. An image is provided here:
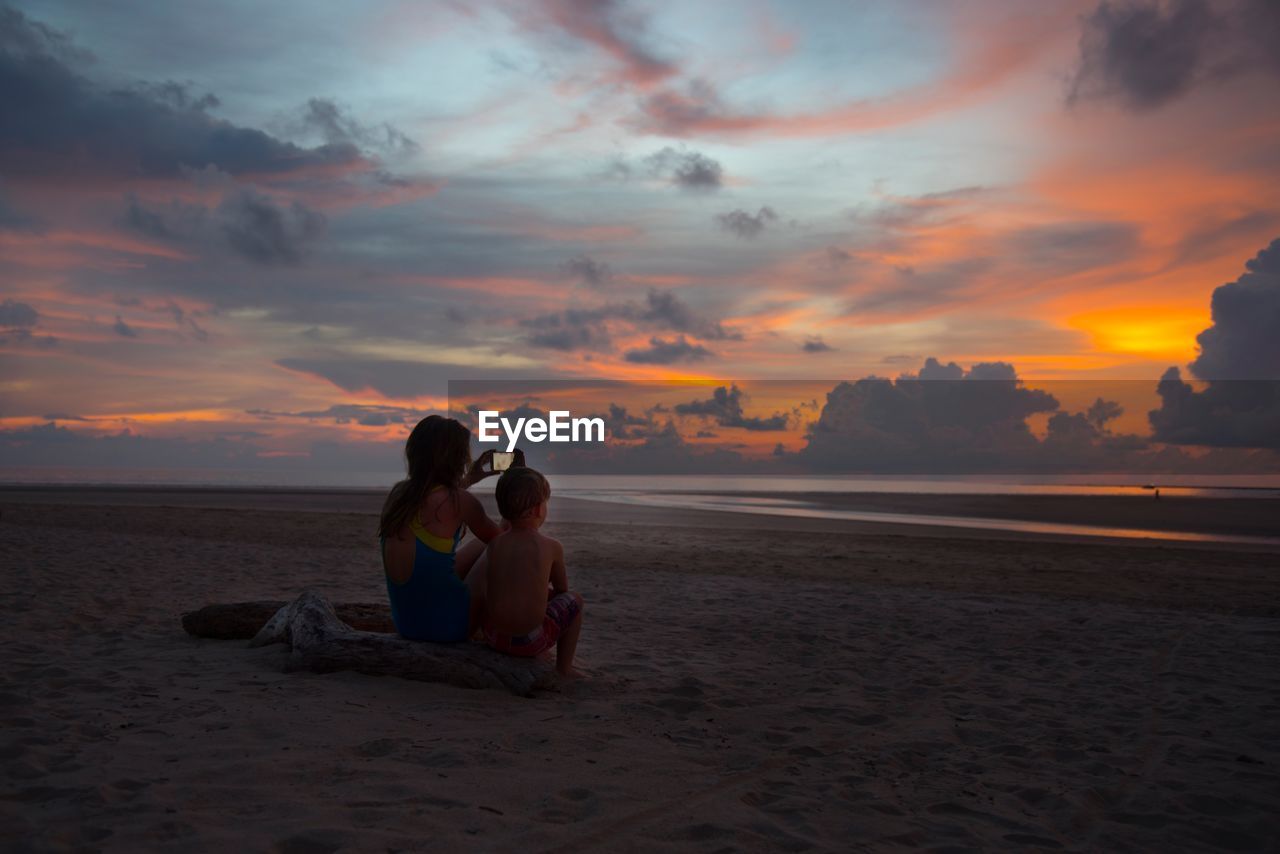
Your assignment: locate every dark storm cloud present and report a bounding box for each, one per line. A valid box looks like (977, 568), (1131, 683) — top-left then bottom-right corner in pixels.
(623, 335), (713, 364)
(1068, 0), (1280, 111)
(1148, 238), (1280, 448)
(801, 358), (1063, 472)
(0, 7), (361, 178)
(716, 206), (778, 240)
(675, 385), (789, 431)
(801, 336), (833, 353)
(1190, 237), (1280, 380)
(562, 254), (614, 288)
(521, 288), (736, 352)
(1149, 369), (1280, 448)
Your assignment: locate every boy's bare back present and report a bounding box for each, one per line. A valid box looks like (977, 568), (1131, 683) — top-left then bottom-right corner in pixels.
(483, 529), (566, 636)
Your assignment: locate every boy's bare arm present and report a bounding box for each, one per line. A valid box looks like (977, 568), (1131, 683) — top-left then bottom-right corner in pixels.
(548, 537), (567, 593)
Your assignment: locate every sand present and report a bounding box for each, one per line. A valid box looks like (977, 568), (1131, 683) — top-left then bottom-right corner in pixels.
(1, 489), (1278, 851)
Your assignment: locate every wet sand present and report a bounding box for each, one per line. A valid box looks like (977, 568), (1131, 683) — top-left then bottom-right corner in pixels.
(1, 488), (1278, 850)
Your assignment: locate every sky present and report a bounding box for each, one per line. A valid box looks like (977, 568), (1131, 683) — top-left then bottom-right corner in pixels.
(1, 0), (1278, 477)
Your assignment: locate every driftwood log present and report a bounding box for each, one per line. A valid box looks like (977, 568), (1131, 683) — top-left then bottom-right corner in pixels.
(185, 590), (558, 696)
(182, 600), (394, 639)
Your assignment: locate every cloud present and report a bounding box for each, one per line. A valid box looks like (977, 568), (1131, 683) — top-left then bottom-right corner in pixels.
(562, 254), (614, 288)
(1149, 368), (1280, 448)
(848, 258), (995, 316)
(626, 7), (1066, 139)
(522, 310), (615, 351)
(0, 7), (361, 179)
(639, 146), (723, 190)
(1005, 221), (1140, 274)
(113, 315), (139, 337)
(275, 358), (445, 398)
(639, 288), (735, 340)
(801, 358), (1063, 471)
(521, 288), (736, 352)
(801, 336), (833, 353)
(1147, 238), (1280, 448)
(1068, 0), (1280, 110)
(124, 188), (326, 265)
(521, 0), (677, 87)
(275, 357), (546, 399)
(0, 298), (55, 346)
(825, 246), (854, 270)
(296, 98), (418, 156)
(1169, 211), (1280, 268)
(217, 189), (327, 266)
(716, 206), (778, 240)
(623, 335), (713, 364)
(1188, 237), (1280, 380)
(249, 403), (429, 427)
(0, 299), (37, 329)
(675, 385), (789, 430)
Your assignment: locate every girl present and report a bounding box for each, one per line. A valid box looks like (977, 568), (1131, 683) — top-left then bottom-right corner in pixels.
(378, 415), (514, 642)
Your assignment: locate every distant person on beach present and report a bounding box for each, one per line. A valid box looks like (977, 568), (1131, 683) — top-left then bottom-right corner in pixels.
(378, 415), (515, 643)
(480, 467), (584, 677)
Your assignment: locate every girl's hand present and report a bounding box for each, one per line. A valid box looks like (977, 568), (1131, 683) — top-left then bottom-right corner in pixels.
(466, 450), (497, 486)
(512, 448), (527, 468)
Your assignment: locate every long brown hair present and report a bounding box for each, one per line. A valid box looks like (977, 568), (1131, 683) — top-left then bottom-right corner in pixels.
(378, 415), (472, 539)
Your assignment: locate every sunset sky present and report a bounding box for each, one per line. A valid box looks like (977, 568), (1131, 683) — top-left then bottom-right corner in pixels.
(1, 0), (1278, 476)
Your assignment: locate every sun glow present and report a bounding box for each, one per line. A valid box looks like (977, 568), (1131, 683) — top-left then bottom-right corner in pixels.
(1068, 307), (1208, 359)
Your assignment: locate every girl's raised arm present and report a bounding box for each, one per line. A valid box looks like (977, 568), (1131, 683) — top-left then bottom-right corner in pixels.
(458, 489), (503, 543)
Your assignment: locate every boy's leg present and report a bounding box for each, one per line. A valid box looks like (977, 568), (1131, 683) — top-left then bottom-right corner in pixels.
(554, 593), (584, 676)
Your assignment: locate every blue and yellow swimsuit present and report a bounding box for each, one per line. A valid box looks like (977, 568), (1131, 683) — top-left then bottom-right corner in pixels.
(382, 501), (469, 643)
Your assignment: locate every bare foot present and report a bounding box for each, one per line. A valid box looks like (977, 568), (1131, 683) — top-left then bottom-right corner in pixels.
(556, 666), (586, 680)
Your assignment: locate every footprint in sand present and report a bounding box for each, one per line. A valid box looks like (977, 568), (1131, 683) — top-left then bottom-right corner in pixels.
(535, 786), (600, 824)
(351, 737), (410, 758)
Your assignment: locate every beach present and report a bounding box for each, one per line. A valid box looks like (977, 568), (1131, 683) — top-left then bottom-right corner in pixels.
(2, 488), (1279, 851)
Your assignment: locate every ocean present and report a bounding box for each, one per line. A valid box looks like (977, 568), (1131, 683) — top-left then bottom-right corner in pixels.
(4, 469), (1279, 545)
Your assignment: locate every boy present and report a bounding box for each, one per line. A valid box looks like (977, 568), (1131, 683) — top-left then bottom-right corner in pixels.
(482, 467), (584, 677)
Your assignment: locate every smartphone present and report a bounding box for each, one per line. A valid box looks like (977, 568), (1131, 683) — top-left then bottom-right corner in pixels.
(492, 451), (515, 472)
